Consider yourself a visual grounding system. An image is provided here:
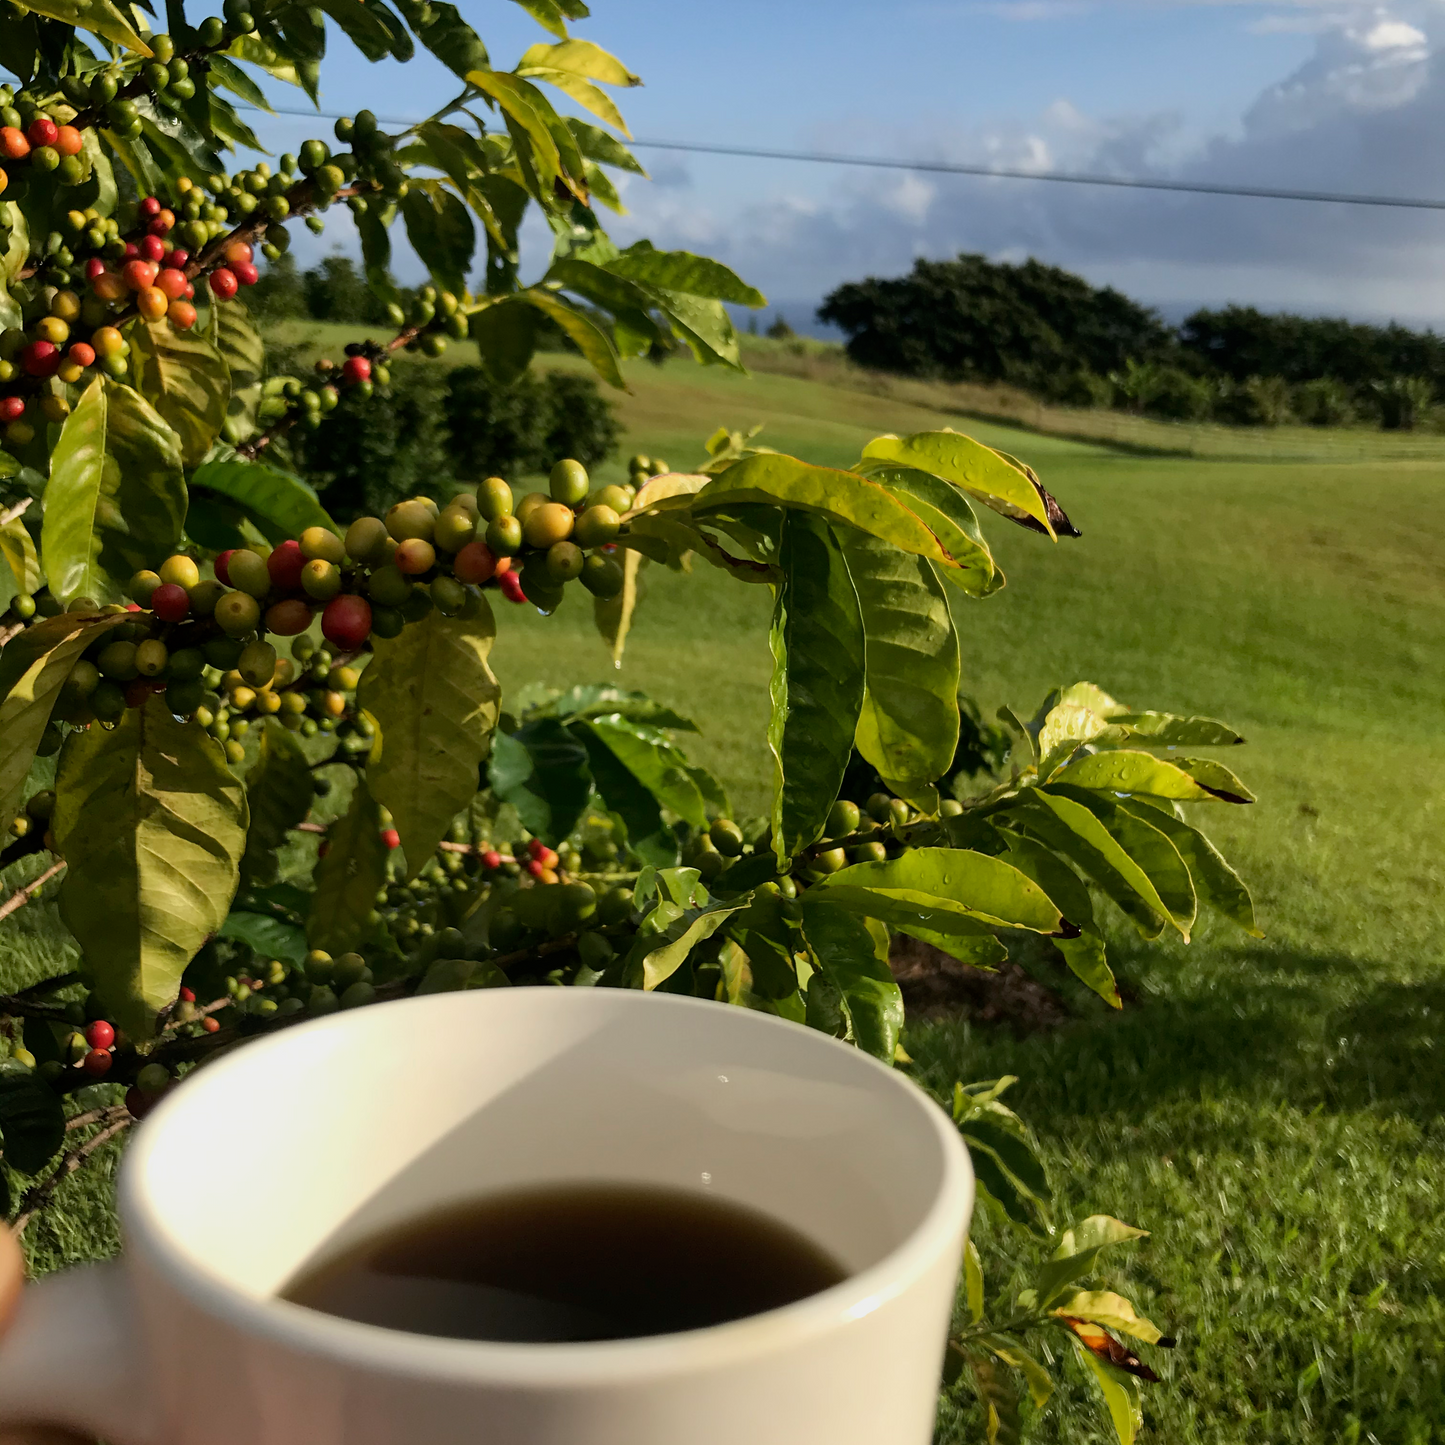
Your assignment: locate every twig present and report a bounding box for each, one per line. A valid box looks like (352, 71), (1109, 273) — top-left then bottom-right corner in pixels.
(12, 1118), (132, 1237)
(294, 821), (327, 836)
(0, 497), (31, 529)
(14, 971), (80, 999)
(0, 860), (67, 925)
(65, 1105), (131, 1134)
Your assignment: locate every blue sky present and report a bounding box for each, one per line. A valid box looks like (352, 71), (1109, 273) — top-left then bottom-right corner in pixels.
(236, 0), (1445, 328)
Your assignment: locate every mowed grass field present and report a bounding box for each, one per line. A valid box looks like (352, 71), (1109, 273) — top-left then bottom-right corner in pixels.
(4, 337), (1444, 1443)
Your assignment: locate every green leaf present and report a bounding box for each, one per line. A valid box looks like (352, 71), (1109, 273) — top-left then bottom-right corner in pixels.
(126, 319), (231, 469)
(695, 453), (972, 586)
(566, 118), (646, 172)
(984, 1335), (1056, 1410)
(20, 0), (152, 53)
(0, 514), (41, 598)
(969, 1354), (1022, 1445)
(1057, 931), (1119, 1008)
(53, 697), (248, 1038)
(239, 720), (312, 888)
(306, 781), (388, 954)
(517, 289), (625, 389)
(354, 203), (401, 314)
(315, 0), (412, 61)
(799, 896), (903, 1062)
(723, 889), (802, 1001)
(0, 617), (125, 852)
(209, 299), (265, 439)
(592, 546), (641, 664)
(898, 922), (1009, 970)
(1054, 1290), (1164, 1345)
(415, 956), (509, 993)
(1037, 702), (1116, 778)
(0, 1078), (65, 1175)
(607, 242), (764, 306)
(1049, 749), (1223, 801)
(1045, 785), (1197, 939)
(487, 719), (592, 847)
(467, 69), (564, 191)
(965, 1239), (985, 1322)
(530, 685), (697, 731)
(837, 528), (959, 785)
(1173, 756), (1256, 804)
(1116, 800), (1260, 936)
(1033, 1215), (1149, 1310)
(641, 902), (743, 991)
(507, 0), (571, 39)
(815, 847), (1065, 935)
(1106, 711), (1244, 747)
(42, 377), (186, 604)
(1074, 1348), (1142, 1445)
(655, 291), (742, 369)
(767, 513), (864, 860)
(574, 717), (707, 830)
(358, 602), (501, 876)
(469, 298), (540, 388)
(217, 909), (307, 967)
(518, 37), (639, 86)
(401, 183), (476, 299)
(572, 719), (674, 866)
(871, 465), (1000, 599)
(1010, 790), (1170, 940)
(392, 0), (489, 77)
(860, 430), (1056, 537)
(188, 457), (336, 541)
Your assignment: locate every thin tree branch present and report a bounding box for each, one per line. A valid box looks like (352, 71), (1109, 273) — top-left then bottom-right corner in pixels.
(64, 1105), (131, 1134)
(0, 860), (67, 925)
(12, 1118), (132, 1237)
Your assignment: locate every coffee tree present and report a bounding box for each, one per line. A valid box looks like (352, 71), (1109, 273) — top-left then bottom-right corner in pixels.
(0, 2), (1261, 1438)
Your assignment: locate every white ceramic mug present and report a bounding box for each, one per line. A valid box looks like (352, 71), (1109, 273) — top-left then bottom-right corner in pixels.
(0, 988), (974, 1444)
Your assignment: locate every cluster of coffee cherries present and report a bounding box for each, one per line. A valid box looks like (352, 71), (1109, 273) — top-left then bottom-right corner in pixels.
(0, 108), (88, 194)
(682, 794), (964, 887)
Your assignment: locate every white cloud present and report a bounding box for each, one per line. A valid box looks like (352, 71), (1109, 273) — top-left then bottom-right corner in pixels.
(614, 0), (1445, 326)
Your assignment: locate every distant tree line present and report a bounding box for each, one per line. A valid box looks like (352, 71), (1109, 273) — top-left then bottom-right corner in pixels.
(819, 255), (1445, 429)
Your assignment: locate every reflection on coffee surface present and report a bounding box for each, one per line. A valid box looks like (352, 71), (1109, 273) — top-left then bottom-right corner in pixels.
(283, 1182), (848, 1343)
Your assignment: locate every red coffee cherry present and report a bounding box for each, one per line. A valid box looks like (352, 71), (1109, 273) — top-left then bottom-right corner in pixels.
(321, 594), (372, 650)
(150, 583), (190, 622)
(267, 538), (306, 590)
(86, 1020), (115, 1051)
(82, 1048), (113, 1078)
(26, 117), (58, 149)
(209, 267), (239, 300)
(341, 356), (371, 386)
(381, 828), (401, 849)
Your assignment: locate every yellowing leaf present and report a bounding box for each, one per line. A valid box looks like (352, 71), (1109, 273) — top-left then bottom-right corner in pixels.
(53, 698), (247, 1038)
(307, 781), (388, 955)
(41, 377), (185, 604)
(128, 318), (231, 467)
(358, 603), (501, 876)
(1053, 1290), (1165, 1344)
(0, 614), (125, 835)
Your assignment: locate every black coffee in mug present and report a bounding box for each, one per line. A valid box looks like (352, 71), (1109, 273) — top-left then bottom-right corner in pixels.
(283, 1182), (848, 1343)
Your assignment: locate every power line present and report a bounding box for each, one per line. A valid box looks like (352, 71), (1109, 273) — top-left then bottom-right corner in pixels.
(236, 101), (1445, 213)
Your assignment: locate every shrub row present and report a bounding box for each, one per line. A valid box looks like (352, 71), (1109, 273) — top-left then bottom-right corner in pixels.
(266, 344), (621, 521)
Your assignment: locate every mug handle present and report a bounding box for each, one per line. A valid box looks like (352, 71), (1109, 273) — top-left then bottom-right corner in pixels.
(0, 1262), (154, 1444)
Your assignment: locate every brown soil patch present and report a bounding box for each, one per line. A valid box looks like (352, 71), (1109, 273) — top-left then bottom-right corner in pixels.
(889, 935), (1070, 1035)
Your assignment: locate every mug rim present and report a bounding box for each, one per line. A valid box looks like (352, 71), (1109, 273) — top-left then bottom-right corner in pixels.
(120, 990), (974, 1386)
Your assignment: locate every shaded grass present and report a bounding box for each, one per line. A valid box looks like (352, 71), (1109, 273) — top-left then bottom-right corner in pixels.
(4, 339), (1444, 1443)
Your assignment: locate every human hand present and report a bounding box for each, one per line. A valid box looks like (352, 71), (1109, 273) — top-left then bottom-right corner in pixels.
(0, 1229), (92, 1445)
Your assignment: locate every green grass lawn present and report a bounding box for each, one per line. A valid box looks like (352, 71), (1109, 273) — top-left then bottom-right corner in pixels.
(5, 343), (1443, 1444)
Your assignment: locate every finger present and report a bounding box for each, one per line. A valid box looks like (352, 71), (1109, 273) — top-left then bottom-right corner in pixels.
(0, 1230), (24, 1336)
